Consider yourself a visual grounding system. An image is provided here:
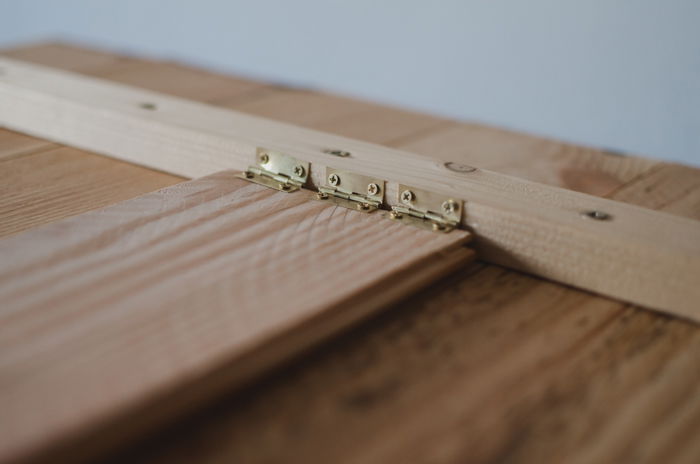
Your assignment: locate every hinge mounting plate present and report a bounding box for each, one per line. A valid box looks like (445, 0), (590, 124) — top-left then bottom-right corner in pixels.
(237, 148), (309, 192)
(316, 168), (384, 213)
(389, 185), (462, 233)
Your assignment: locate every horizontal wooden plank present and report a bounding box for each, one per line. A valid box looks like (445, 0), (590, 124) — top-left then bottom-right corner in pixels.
(0, 128), (56, 161)
(397, 122), (659, 195)
(0, 172), (472, 463)
(110, 148), (700, 464)
(0, 146), (182, 237)
(0, 57), (699, 321)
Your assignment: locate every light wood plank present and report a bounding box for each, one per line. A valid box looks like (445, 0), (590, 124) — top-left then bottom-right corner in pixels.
(396, 122), (659, 195)
(0, 172), (472, 464)
(0, 57), (698, 320)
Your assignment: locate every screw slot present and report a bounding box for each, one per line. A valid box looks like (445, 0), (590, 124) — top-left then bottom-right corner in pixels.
(139, 102), (157, 110)
(583, 210), (612, 221)
(445, 162), (477, 173)
(323, 149), (351, 157)
(400, 190), (414, 204)
(293, 165), (305, 177)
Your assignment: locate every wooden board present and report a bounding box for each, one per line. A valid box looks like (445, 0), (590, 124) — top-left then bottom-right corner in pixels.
(0, 171), (472, 464)
(1, 43), (699, 464)
(1, 58), (699, 321)
(109, 151), (700, 464)
(0, 146), (182, 237)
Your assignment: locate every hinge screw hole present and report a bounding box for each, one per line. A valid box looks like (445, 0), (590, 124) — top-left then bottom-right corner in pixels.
(323, 149), (351, 157)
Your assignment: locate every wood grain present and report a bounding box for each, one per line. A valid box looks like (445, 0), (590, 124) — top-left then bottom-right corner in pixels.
(397, 122), (659, 195)
(0, 128), (55, 161)
(1, 43), (699, 464)
(0, 172), (472, 464)
(107, 143), (700, 464)
(1, 57), (698, 320)
(0, 146), (182, 237)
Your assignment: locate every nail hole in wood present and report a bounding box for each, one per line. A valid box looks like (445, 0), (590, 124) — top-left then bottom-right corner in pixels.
(583, 210), (612, 221)
(445, 162), (477, 173)
(139, 102), (157, 110)
(323, 149), (351, 157)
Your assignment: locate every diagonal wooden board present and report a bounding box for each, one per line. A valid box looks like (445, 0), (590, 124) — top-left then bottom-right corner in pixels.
(0, 57), (698, 321)
(0, 171), (473, 464)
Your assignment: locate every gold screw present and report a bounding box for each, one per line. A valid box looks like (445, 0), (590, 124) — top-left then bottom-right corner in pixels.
(317, 192), (329, 200)
(401, 190), (414, 204)
(259, 153), (270, 164)
(357, 203), (370, 211)
(389, 211), (402, 220)
(432, 223), (445, 232)
(367, 183), (380, 196)
(328, 173), (340, 186)
(442, 199), (458, 214)
(293, 165), (305, 177)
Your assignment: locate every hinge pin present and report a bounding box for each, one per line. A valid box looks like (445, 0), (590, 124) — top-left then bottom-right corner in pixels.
(390, 185), (462, 233)
(238, 148), (309, 193)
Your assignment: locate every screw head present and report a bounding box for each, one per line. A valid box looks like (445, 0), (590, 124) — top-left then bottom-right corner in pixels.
(401, 190), (414, 204)
(328, 173), (340, 186)
(293, 165), (305, 177)
(389, 211), (402, 220)
(316, 192), (329, 200)
(442, 199), (458, 214)
(367, 183), (380, 196)
(259, 153), (270, 164)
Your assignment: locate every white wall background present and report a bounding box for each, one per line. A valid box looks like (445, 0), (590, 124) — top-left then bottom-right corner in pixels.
(1, 0), (698, 166)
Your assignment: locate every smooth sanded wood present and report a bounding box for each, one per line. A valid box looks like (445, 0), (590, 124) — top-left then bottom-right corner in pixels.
(0, 171), (472, 464)
(0, 57), (698, 321)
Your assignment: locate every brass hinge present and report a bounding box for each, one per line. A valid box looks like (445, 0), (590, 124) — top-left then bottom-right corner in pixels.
(237, 148), (309, 192)
(316, 168), (384, 213)
(389, 185), (462, 233)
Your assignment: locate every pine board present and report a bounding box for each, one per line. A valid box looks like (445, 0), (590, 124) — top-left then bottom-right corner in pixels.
(0, 42), (699, 464)
(1, 57), (699, 320)
(0, 171), (472, 463)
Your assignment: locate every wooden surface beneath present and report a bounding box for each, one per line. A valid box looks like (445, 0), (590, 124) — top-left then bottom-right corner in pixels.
(1, 42), (699, 464)
(0, 172), (471, 463)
